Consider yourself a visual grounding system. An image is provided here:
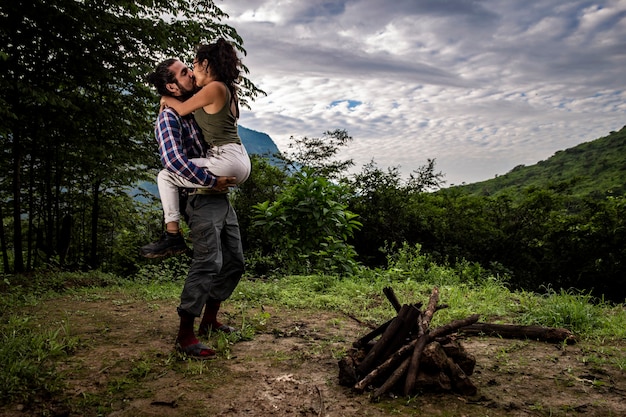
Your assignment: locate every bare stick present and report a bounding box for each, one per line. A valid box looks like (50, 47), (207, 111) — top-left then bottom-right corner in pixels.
(383, 286), (402, 313)
(354, 338), (416, 392)
(356, 304), (411, 375)
(404, 287), (439, 395)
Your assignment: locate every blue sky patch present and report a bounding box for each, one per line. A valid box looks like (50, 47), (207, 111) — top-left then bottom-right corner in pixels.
(330, 100), (362, 109)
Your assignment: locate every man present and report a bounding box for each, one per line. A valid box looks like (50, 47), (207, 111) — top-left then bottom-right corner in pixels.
(146, 58), (244, 359)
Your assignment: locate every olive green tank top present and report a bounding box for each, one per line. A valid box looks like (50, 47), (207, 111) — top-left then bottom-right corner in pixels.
(193, 83), (241, 147)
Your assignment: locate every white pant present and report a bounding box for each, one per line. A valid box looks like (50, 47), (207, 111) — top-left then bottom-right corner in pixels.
(158, 143), (250, 224)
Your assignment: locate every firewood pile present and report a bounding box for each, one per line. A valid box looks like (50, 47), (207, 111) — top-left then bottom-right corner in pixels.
(338, 286), (577, 401)
(338, 286), (480, 399)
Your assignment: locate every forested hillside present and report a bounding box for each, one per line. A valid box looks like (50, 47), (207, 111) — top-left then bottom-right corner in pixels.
(239, 125), (280, 157)
(457, 126), (626, 197)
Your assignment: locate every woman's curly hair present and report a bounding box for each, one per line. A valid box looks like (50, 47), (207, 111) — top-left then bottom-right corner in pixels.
(195, 38), (241, 95)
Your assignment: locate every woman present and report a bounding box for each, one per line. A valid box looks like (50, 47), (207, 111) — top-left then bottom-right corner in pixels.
(140, 38), (251, 259)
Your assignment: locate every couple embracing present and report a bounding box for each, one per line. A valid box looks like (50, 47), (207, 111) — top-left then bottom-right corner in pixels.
(143, 38), (250, 360)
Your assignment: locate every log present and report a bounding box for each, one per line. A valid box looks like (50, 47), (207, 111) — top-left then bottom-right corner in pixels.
(380, 304), (420, 359)
(372, 356), (411, 400)
(459, 322), (577, 344)
(404, 287), (439, 395)
(420, 341), (449, 372)
(401, 333), (430, 396)
(356, 304), (413, 375)
(430, 314), (480, 339)
(353, 317), (393, 349)
(445, 357), (477, 396)
(441, 341), (475, 376)
(383, 286), (402, 313)
(353, 337), (416, 392)
(338, 354), (358, 386)
(416, 370), (451, 391)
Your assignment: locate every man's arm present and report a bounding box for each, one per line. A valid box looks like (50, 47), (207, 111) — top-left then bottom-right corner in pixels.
(155, 108), (217, 187)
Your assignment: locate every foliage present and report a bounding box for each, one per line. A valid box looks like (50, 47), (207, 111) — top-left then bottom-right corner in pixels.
(347, 159), (445, 265)
(382, 242), (505, 287)
(237, 127), (625, 301)
(458, 125), (626, 198)
(0, 0), (263, 273)
(346, 176), (625, 302)
(0, 270), (121, 313)
(279, 129), (355, 180)
(133, 254), (192, 284)
(252, 168), (362, 275)
(230, 155), (289, 252)
(0, 316), (78, 406)
(517, 288), (607, 335)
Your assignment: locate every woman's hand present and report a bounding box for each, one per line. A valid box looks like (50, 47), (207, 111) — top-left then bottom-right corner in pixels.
(159, 97), (168, 112)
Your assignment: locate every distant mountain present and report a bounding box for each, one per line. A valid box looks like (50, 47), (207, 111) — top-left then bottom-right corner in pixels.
(238, 125), (281, 158)
(455, 126), (626, 198)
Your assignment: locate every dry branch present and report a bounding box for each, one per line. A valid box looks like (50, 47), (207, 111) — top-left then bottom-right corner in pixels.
(383, 286), (402, 313)
(404, 287), (439, 394)
(356, 304), (414, 375)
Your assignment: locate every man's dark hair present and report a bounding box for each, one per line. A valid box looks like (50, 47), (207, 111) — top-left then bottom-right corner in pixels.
(146, 58), (178, 97)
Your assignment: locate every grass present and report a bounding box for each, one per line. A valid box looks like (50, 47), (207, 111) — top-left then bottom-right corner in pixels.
(0, 315), (78, 404)
(1, 258), (625, 409)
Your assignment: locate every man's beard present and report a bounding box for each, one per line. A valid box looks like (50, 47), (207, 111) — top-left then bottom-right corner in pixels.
(178, 82), (201, 101)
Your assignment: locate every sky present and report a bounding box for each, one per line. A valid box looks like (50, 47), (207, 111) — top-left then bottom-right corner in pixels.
(218, 0), (626, 186)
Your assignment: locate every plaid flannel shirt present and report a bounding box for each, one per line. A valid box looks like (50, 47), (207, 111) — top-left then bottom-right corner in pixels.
(155, 107), (217, 188)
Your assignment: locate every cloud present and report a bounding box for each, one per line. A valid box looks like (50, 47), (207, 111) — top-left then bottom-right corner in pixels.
(220, 0), (626, 185)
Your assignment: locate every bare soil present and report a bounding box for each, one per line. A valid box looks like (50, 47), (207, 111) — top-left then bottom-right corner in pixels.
(3, 290), (626, 417)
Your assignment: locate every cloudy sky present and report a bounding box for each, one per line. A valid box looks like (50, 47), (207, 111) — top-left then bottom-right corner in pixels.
(218, 0), (626, 186)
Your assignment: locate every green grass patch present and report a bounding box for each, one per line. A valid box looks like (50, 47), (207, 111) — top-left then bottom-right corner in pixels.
(1, 261), (625, 409)
(0, 315), (78, 405)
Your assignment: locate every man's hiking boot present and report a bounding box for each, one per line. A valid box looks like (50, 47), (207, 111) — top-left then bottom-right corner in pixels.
(139, 232), (188, 258)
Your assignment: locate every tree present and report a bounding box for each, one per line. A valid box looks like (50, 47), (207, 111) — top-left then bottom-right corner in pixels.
(0, 0), (263, 272)
(348, 159), (445, 266)
(280, 129), (355, 180)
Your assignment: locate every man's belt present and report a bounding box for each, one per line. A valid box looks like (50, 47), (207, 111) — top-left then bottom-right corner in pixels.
(188, 188), (229, 195)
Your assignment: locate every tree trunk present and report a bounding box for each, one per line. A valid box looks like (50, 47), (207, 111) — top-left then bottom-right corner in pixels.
(0, 203), (9, 272)
(89, 179), (101, 269)
(12, 131), (24, 272)
(26, 154), (35, 270)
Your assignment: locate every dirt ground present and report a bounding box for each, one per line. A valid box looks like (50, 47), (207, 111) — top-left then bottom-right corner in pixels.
(3, 292), (626, 417)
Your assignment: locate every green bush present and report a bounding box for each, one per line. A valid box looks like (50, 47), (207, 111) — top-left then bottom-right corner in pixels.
(252, 168), (362, 275)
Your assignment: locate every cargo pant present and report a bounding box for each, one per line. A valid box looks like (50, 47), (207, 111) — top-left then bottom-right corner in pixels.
(177, 192), (245, 317)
